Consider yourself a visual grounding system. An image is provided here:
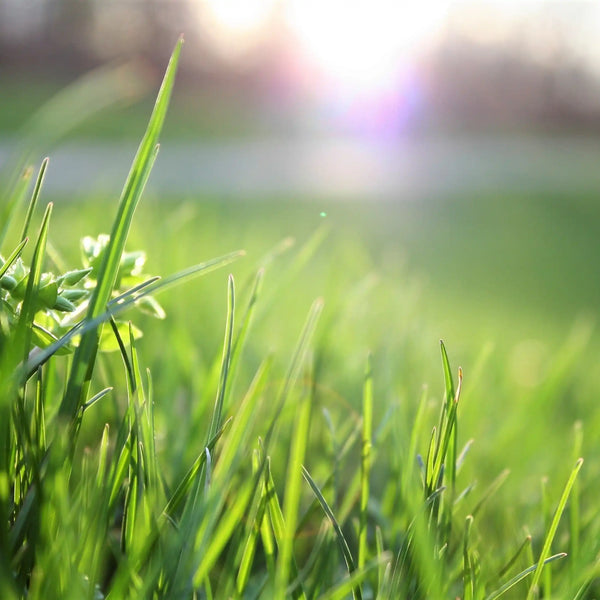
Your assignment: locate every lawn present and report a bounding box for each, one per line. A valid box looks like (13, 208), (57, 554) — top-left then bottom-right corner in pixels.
(1, 40), (599, 598)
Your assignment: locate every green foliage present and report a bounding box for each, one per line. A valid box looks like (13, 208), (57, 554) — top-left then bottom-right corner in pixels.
(0, 38), (597, 600)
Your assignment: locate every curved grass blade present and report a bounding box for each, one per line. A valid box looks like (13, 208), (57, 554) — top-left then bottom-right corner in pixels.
(526, 458), (584, 599)
(302, 465), (361, 600)
(0, 238), (28, 280)
(317, 554), (393, 600)
(486, 553), (567, 600)
(163, 418), (232, 520)
(61, 36), (183, 422)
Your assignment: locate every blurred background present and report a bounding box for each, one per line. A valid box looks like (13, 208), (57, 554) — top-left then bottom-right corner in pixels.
(1, 0), (600, 405)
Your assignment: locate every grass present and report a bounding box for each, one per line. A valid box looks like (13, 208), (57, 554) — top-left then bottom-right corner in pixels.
(1, 40), (600, 598)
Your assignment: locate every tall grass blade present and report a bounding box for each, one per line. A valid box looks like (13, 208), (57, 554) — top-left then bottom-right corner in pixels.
(358, 353), (373, 571)
(61, 36), (183, 421)
(0, 166), (33, 253)
(302, 465), (361, 600)
(207, 274), (235, 443)
(14, 202), (53, 363)
(263, 458), (306, 599)
(20, 158), (48, 243)
(526, 458), (584, 599)
(274, 371), (313, 598)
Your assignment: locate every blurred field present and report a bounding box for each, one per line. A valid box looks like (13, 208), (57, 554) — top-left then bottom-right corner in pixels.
(43, 187), (600, 468)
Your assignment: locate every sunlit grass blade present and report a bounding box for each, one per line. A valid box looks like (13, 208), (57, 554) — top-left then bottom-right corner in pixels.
(80, 386), (112, 414)
(486, 553), (567, 600)
(570, 421), (583, 571)
(358, 353), (373, 571)
(274, 370), (313, 598)
(463, 515), (475, 600)
(213, 358), (271, 485)
(162, 419), (232, 520)
(190, 478), (255, 589)
(20, 158), (48, 243)
(0, 239), (28, 281)
(302, 465), (361, 600)
(263, 457), (306, 600)
(263, 297), (323, 454)
(207, 274), (235, 443)
(61, 36), (183, 422)
(235, 478), (269, 597)
(0, 166), (33, 253)
(14, 202), (53, 364)
(317, 554), (393, 600)
(526, 458), (584, 599)
(227, 267), (264, 396)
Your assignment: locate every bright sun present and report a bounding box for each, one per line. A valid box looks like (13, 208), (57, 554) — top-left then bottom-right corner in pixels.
(285, 0), (450, 93)
(199, 0), (450, 92)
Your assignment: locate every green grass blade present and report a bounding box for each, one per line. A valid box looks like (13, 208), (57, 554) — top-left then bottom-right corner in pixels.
(20, 157), (48, 243)
(486, 553), (567, 600)
(263, 298), (323, 454)
(162, 419), (232, 520)
(496, 535), (532, 580)
(463, 515), (475, 600)
(213, 357), (271, 484)
(317, 554), (393, 600)
(358, 353), (373, 571)
(191, 479), (255, 588)
(263, 457), (306, 600)
(207, 274), (235, 443)
(274, 373), (313, 598)
(61, 36), (183, 421)
(526, 458), (584, 599)
(302, 465), (361, 600)
(570, 421), (583, 571)
(0, 166), (33, 253)
(15, 202), (53, 363)
(0, 238), (28, 280)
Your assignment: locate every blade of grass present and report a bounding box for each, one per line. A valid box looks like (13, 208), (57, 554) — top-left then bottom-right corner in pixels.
(207, 274), (235, 444)
(14, 202), (53, 363)
(317, 554), (393, 600)
(262, 297), (323, 455)
(302, 465), (361, 600)
(358, 353), (373, 571)
(61, 36), (183, 422)
(486, 553), (567, 600)
(0, 239), (28, 281)
(274, 371), (313, 598)
(526, 458), (584, 599)
(19, 158), (48, 243)
(263, 457), (306, 600)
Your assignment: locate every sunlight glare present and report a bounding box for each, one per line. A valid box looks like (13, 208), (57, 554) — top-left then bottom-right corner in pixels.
(199, 0), (278, 59)
(286, 0), (451, 94)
